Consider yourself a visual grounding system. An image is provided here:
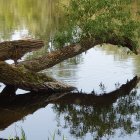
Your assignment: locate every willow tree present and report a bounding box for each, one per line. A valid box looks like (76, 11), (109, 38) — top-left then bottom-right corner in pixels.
(0, 0), (140, 93)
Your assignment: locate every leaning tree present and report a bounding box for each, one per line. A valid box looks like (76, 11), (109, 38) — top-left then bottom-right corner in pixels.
(0, 0), (140, 93)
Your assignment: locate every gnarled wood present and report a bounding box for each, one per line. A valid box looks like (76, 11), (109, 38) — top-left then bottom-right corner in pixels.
(0, 61), (75, 92)
(0, 36), (138, 92)
(0, 39), (44, 64)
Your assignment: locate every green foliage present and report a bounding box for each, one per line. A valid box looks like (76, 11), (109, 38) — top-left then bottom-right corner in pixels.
(0, 0), (139, 51)
(53, 0), (140, 50)
(21, 128), (26, 140)
(7, 128), (26, 140)
(48, 132), (67, 140)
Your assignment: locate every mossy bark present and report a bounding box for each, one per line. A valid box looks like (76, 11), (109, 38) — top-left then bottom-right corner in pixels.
(0, 39), (44, 64)
(19, 36), (138, 72)
(0, 61), (75, 92)
(0, 37), (138, 93)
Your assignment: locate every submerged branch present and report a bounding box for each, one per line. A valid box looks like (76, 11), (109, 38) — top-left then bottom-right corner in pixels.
(0, 76), (139, 130)
(53, 76), (140, 106)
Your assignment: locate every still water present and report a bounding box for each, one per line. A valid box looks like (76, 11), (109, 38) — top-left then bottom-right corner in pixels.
(0, 47), (140, 140)
(0, 0), (140, 140)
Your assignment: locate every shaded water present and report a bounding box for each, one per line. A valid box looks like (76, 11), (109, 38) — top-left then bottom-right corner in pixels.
(0, 1), (140, 140)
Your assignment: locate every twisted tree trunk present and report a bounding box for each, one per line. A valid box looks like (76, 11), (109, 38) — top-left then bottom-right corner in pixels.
(0, 39), (76, 92)
(0, 39), (44, 64)
(0, 61), (75, 92)
(19, 36), (139, 72)
(0, 36), (139, 93)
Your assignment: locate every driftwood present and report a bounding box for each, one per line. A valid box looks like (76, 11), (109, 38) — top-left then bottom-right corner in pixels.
(0, 76), (138, 130)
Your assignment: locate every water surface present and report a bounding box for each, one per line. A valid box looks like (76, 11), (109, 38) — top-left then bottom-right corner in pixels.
(0, 1), (140, 140)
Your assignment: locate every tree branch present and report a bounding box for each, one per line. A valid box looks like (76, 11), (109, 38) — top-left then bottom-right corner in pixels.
(19, 36), (138, 72)
(0, 39), (44, 64)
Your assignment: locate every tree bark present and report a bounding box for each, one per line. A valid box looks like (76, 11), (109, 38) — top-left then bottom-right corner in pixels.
(0, 61), (75, 92)
(0, 39), (44, 64)
(0, 35), (138, 92)
(19, 36), (138, 72)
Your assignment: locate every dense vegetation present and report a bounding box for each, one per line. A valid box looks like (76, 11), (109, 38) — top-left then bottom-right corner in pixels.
(53, 0), (140, 52)
(0, 0), (139, 52)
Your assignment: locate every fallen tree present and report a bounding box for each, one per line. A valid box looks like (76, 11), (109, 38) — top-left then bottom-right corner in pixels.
(0, 61), (75, 93)
(0, 40), (76, 92)
(0, 0), (139, 93)
(0, 36), (138, 92)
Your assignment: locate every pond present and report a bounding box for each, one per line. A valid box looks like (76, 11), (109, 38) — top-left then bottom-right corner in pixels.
(0, 0), (140, 140)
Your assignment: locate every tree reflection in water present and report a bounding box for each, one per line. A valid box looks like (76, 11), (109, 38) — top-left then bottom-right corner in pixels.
(0, 76), (139, 139)
(52, 77), (140, 139)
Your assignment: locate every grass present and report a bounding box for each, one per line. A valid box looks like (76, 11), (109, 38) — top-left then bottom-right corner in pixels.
(8, 130), (67, 140)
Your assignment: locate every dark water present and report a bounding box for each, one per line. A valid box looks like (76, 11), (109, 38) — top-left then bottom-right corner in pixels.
(0, 1), (140, 140)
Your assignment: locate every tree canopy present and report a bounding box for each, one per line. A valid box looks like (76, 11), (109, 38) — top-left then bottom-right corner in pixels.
(53, 0), (140, 52)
